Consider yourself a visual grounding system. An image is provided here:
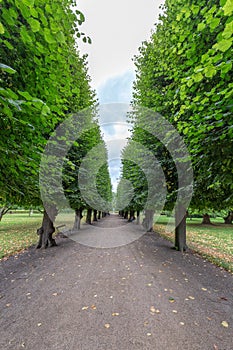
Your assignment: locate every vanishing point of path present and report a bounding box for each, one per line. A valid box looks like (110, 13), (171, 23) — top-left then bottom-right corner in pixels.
(0, 214), (232, 350)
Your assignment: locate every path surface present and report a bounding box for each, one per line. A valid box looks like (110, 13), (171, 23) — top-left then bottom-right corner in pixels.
(0, 214), (232, 350)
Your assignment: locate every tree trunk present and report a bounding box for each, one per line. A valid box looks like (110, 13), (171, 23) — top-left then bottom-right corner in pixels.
(124, 211), (128, 220)
(175, 205), (187, 252)
(128, 210), (135, 222)
(29, 208), (33, 216)
(136, 210), (140, 225)
(224, 211), (233, 224)
(102, 212), (106, 218)
(98, 211), (101, 220)
(93, 209), (98, 221)
(86, 208), (92, 224)
(142, 209), (154, 232)
(73, 208), (83, 230)
(202, 213), (212, 225)
(0, 207), (10, 221)
(36, 206), (58, 249)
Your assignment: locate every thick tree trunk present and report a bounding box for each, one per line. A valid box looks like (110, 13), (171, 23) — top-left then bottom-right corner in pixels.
(128, 210), (135, 222)
(36, 206), (58, 249)
(98, 211), (101, 220)
(0, 207), (10, 221)
(136, 210), (140, 225)
(175, 205), (187, 252)
(93, 209), (98, 221)
(102, 212), (106, 218)
(142, 209), (154, 232)
(202, 213), (212, 225)
(224, 211), (233, 224)
(73, 208), (83, 230)
(86, 208), (92, 224)
(124, 211), (129, 220)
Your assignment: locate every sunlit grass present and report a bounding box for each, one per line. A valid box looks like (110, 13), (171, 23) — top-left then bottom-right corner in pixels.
(0, 213), (43, 259)
(154, 216), (233, 272)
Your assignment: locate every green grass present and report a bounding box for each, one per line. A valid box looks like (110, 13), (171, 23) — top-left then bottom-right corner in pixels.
(0, 213), (43, 259)
(154, 216), (233, 272)
(1, 213), (232, 273)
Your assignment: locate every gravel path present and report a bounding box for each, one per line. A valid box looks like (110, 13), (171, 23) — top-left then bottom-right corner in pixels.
(0, 214), (232, 350)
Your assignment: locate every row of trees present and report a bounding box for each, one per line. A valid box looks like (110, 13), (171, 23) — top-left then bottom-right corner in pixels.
(116, 0), (233, 251)
(0, 0), (112, 248)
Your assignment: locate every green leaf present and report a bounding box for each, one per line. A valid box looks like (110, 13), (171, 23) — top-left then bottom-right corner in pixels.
(18, 91), (33, 100)
(197, 22), (206, 31)
(209, 17), (221, 30)
(27, 18), (40, 32)
(0, 22), (5, 34)
(204, 66), (217, 78)
(2, 9), (16, 26)
(223, 0), (233, 16)
(214, 38), (232, 52)
(44, 28), (56, 44)
(56, 31), (65, 43)
(0, 63), (16, 74)
(20, 26), (33, 43)
(222, 20), (233, 39)
(22, 0), (34, 6)
(41, 104), (51, 116)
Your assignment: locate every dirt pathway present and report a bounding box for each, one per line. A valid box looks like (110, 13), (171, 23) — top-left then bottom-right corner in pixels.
(0, 214), (232, 350)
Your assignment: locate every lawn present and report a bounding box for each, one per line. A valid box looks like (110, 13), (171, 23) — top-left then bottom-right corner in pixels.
(153, 216), (233, 272)
(0, 212), (43, 259)
(1, 213), (232, 273)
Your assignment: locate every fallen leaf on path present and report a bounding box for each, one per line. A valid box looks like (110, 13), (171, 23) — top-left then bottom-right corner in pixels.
(188, 296), (195, 300)
(147, 333), (152, 336)
(52, 293), (58, 296)
(169, 297), (175, 303)
(180, 322), (185, 326)
(213, 345), (218, 350)
(37, 323), (42, 327)
(82, 306), (89, 310)
(112, 313), (119, 316)
(91, 305), (96, 310)
(201, 288), (207, 291)
(221, 321), (229, 328)
(6, 303), (11, 307)
(104, 323), (110, 329)
(172, 310), (177, 313)
(150, 306), (160, 314)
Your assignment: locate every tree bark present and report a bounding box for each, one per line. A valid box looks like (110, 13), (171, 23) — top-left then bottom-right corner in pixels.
(124, 211), (128, 220)
(175, 205), (187, 252)
(136, 210), (140, 225)
(202, 213), (212, 225)
(86, 208), (92, 224)
(128, 210), (135, 222)
(36, 206), (58, 249)
(0, 207), (11, 221)
(98, 211), (101, 220)
(73, 208), (83, 230)
(93, 209), (98, 221)
(142, 209), (154, 232)
(224, 211), (233, 224)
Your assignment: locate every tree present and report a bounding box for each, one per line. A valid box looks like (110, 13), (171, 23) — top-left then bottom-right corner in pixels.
(0, 0), (95, 247)
(130, 0), (233, 250)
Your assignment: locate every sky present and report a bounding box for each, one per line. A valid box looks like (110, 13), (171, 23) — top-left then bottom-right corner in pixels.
(76, 0), (165, 191)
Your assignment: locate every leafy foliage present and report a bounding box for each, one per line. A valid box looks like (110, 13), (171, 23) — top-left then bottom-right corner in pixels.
(129, 0), (233, 213)
(0, 0), (95, 209)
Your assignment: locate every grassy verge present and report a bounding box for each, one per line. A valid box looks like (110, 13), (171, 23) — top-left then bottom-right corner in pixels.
(0, 213), (43, 259)
(154, 216), (233, 272)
